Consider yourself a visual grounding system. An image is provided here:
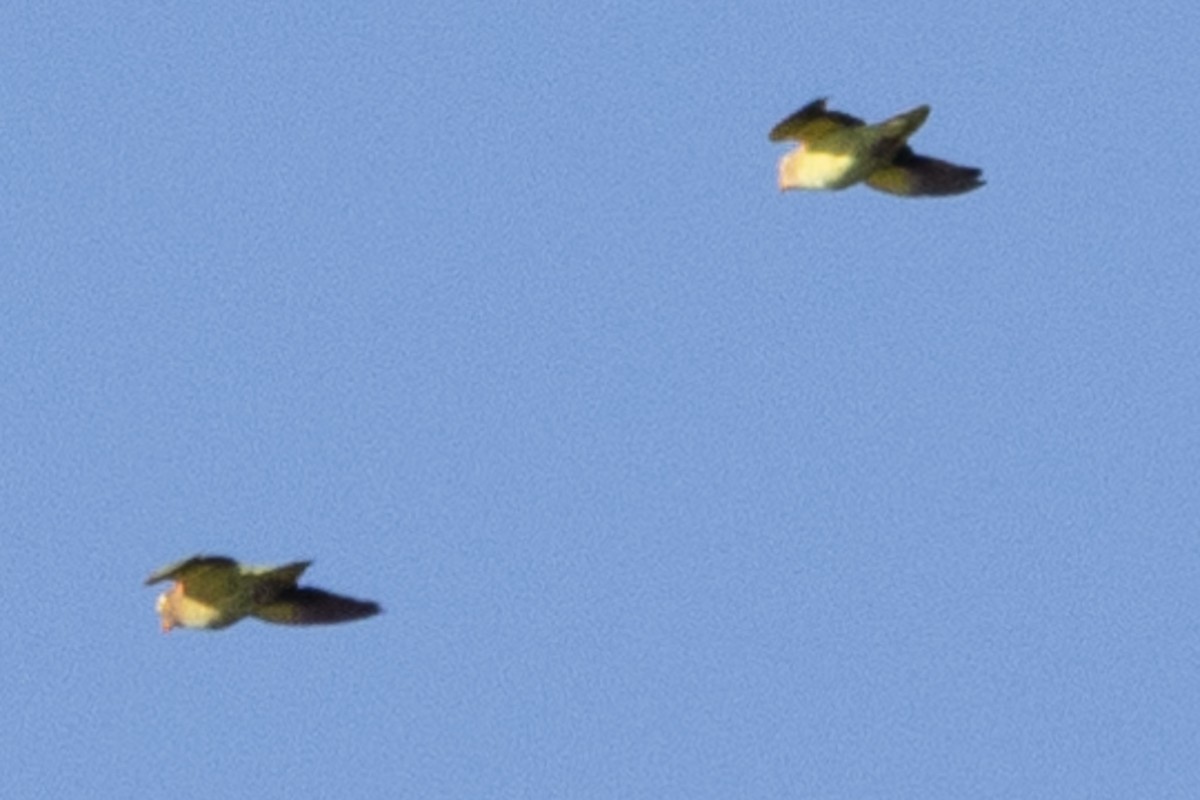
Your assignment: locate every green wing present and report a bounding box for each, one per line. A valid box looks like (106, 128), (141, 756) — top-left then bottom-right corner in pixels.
(768, 98), (864, 144)
(144, 555), (237, 585)
(144, 555), (245, 606)
(245, 561), (313, 605)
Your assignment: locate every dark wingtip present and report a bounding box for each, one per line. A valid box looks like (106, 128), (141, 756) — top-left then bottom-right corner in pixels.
(900, 153), (985, 196)
(256, 587), (383, 625)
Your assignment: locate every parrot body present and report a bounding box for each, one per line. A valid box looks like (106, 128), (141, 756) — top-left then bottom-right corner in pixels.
(770, 98), (983, 197)
(145, 555), (380, 632)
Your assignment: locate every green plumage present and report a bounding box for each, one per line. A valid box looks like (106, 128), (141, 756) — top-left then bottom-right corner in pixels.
(146, 555), (380, 632)
(770, 98), (983, 197)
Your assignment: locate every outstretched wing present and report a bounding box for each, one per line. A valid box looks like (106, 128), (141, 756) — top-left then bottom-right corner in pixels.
(144, 554), (238, 585)
(252, 587), (382, 626)
(768, 98), (864, 144)
(866, 147), (984, 197)
(145, 554), (244, 609)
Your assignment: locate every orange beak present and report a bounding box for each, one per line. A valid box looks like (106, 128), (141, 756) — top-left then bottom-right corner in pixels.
(156, 586), (179, 633)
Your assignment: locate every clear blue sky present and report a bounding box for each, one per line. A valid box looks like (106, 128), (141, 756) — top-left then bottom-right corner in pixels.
(4, 3), (1199, 798)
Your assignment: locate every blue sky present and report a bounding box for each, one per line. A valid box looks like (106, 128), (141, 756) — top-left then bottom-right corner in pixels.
(4, 2), (1200, 798)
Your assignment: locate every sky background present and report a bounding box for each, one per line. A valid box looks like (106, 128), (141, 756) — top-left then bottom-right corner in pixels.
(3, 2), (1200, 798)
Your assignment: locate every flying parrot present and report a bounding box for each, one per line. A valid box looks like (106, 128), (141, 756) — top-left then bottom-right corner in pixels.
(770, 98), (983, 197)
(145, 555), (381, 632)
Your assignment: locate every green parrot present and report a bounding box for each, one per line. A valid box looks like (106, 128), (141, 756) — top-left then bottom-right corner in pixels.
(145, 555), (381, 632)
(770, 98), (983, 197)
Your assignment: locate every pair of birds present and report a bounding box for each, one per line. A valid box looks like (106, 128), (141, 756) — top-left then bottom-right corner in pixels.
(147, 99), (978, 635)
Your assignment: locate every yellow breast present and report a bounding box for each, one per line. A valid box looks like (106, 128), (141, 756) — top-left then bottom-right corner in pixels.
(158, 585), (225, 630)
(778, 147), (859, 191)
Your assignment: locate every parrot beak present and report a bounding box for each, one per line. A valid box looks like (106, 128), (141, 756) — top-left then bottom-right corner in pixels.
(155, 591), (175, 633)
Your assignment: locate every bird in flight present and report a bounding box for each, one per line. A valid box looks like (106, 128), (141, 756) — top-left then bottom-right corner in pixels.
(769, 98), (983, 197)
(145, 555), (381, 632)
